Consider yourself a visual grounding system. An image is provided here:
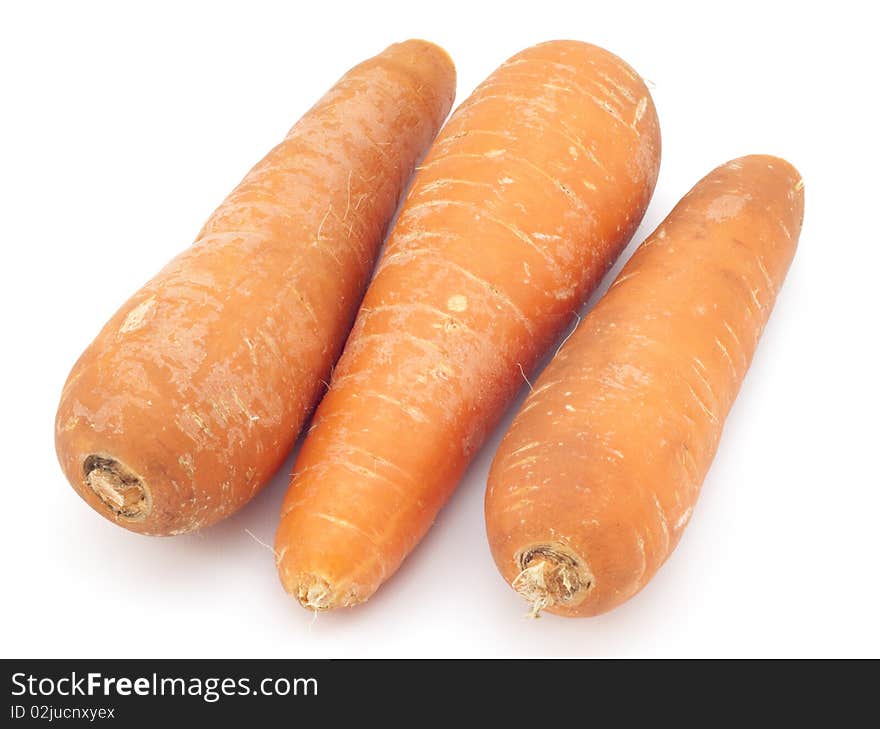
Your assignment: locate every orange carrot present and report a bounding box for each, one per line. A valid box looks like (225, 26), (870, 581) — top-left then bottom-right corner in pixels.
(486, 155), (804, 617)
(55, 40), (456, 536)
(275, 40), (661, 609)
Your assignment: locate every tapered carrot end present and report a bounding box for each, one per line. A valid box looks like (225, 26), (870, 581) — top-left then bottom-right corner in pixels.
(377, 39), (456, 129)
(391, 38), (456, 80)
(726, 154), (805, 230)
(83, 454), (151, 521)
(275, 503), (386, 612)
(512, 543), (594, 618)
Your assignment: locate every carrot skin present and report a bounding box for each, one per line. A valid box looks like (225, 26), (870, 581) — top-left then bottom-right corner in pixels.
(485, 155), (805, 617)
(55, 41), (456, 535)
(275, 40), (661, 609)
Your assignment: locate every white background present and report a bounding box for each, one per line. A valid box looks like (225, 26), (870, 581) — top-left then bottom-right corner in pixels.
(2, 0), (877, 658)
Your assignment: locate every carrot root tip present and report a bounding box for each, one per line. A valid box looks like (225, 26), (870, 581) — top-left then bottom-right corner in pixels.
(83, 455), (150, 521)
(512, 543), (593, 618)
(292, 573), (366, 612)
(296, 575), (334, 611)
(513, 562), (557, 619)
